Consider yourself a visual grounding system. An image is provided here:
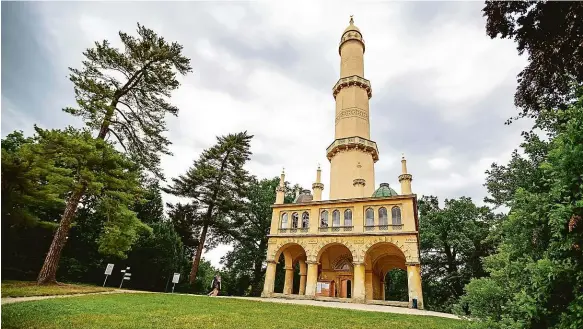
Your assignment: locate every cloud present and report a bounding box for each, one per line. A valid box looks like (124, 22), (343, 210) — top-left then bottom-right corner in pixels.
(2, 1), (529, 268)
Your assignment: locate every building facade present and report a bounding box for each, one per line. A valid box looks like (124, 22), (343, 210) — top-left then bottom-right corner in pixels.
(261, 17), (424, 309)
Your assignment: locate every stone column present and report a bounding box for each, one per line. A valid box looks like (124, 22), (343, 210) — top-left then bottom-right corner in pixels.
(283, 266), (294, 295)
(407, 263), (424, 309)
(261, 260), (277, 297)
(352, 262), (366, 303)
(305, 261), (319, 297)
(381, 280), (386, 301)
(299, 260), (307, 295)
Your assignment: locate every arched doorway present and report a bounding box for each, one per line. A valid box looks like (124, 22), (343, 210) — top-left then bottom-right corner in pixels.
(364, 242), (406, 301)
(316, 243), (354, 299)
(272, 243), (307, 295)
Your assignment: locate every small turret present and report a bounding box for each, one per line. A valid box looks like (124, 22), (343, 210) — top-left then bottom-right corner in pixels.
(312, 164), (324, 201)
(275, 168), (286, 204)
(399, 154), (413, 194)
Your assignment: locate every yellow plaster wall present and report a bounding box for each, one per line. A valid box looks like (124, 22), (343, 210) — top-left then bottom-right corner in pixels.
(329, 151), (375, 200)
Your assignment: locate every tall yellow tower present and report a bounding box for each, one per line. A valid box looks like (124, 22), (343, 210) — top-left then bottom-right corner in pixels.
(327, 16), (378, 200)
(262, 16), (424, 310)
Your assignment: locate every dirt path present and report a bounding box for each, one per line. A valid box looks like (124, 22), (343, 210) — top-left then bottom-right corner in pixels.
(219, 296), (460, 320)
(1, 289), (149, 305)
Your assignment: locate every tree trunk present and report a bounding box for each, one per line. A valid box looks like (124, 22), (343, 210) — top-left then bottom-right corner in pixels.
(250, 240), (267, 296)
(37, 184), (87, 284)
(189, 223), (209, 284)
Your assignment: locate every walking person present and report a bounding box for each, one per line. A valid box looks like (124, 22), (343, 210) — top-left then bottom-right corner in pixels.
(207, 274), (221, 296)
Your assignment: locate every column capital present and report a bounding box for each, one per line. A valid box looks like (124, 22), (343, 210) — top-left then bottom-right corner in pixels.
(352, 261), (365, 266)
(267, 260), (277, 264)
(284, 267), (294, 271)
(405, 262), (421, 266)
(306, 261), (320, 265)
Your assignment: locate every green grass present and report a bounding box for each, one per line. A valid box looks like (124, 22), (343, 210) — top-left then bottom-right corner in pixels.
(1, 280), (113, 298)
(1, 293), (466, 329)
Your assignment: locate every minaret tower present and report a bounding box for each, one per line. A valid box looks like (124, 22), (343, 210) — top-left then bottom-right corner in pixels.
(275, 168), (286, 204)
(312, 164), (324, 201)
(327, 16), (378, 199)
(399, 154), (413, 194)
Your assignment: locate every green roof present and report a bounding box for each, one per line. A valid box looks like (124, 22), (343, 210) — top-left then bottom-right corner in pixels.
(372, 183), (399, 197)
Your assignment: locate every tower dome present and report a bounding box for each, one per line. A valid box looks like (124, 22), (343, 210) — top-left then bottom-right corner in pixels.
(343, 15), (361, 35)
(372, 183), (399, 197)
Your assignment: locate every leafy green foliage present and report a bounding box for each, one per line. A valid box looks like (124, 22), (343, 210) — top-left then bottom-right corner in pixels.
(64, 23), (192, 179)
(457, 90), (583, 329)
(483, 1), (583, 121)
(419, 196), (501, 312)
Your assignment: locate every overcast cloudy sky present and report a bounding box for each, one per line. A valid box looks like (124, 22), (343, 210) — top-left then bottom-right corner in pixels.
(2, 1), (531, 267)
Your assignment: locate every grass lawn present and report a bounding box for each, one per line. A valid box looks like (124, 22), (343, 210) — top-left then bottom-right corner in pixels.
(1, 280), (113, 298)
(1, 293), (466, 329)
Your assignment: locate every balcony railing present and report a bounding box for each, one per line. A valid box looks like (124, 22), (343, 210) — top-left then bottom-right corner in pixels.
(278, 227), (310, 234)
(319, 226), (353, 233)
(364, 225), (404, 232)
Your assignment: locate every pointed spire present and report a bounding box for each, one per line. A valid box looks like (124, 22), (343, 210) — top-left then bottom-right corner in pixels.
(316, 164), (322, 183)
(279, 167), (285, 186)
(349, 15), (354, 25)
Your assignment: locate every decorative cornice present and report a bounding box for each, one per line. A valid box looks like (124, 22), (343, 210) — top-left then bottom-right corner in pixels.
(353, 178), (366, 186)
(326, 136), (379, 163)
(312, 182), (324, 190)
(271, 193), (416, 208)
(333, 75), (372, 99)
(339, 31), (365, 55)
(398, 173), (413, 182)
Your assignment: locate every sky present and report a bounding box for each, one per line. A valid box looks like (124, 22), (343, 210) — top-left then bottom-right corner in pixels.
(1, 1), (531, 268)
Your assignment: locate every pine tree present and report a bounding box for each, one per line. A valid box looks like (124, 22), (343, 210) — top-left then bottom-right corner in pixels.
(165, 132), (253, 284)
(37, 23), (192, 284)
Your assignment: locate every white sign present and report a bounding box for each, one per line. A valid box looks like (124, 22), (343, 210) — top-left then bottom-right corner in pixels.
(172, 273), (180, 284)
(104, 264), (114, 275)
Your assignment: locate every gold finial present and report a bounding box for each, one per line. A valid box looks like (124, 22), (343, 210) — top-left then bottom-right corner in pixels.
(317, 163), (321, 170)
(349, 15), (354, 25)
(282, 167), (285, 175)
(401, 153), (405, 160)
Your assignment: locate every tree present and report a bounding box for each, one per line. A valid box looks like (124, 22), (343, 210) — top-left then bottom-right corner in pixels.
(167, 202), (201, 256)
(221, 176), (298, 296)
(483, 1), (583, 121)
(37, 24), (192, 284)
(457, 89), (583, 329)
(419, 195), (500, 312)
(165, 132), (253, 284)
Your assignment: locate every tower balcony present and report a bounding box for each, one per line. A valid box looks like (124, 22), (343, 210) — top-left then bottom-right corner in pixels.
(326, 136), (379, 162)
(332, 75), (372, 100)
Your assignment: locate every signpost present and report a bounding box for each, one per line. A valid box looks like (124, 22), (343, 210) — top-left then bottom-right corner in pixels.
(119, 267), (131, 289)
(103, 263), (114, 287)
(171, 273), (180, 293)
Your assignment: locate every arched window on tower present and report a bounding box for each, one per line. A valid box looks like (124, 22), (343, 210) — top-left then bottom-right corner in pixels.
(332, 210), (340, 227)
(365, 208), (374, 226)
(281, 213), (288, 229)
(302, 211), (310, 228)
(320, 210), (329, 228)
(379, 207), (388, 226)
(344, 209), (353, 227)
(391, 206), (402, 225)
(291, 212), (299, 229)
